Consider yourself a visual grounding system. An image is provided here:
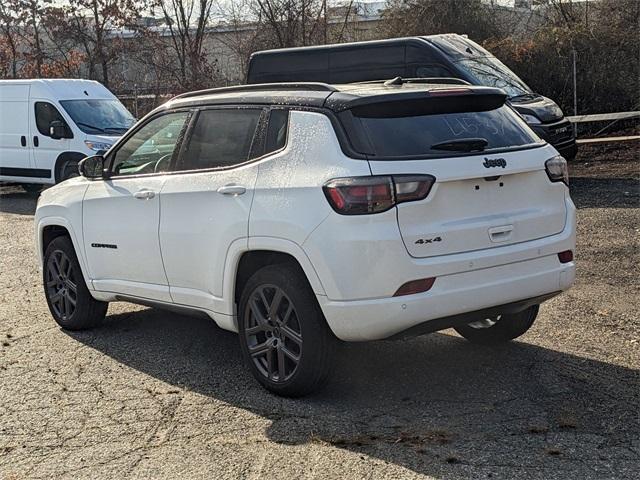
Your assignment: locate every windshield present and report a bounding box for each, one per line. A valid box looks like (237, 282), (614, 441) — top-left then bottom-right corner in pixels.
(456, 57), (533, 98)
(60, 99), (135, 135)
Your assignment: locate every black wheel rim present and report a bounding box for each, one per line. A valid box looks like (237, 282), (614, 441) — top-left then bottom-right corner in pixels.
(45, 250), (78, 321)
(244, 285), (302, 383)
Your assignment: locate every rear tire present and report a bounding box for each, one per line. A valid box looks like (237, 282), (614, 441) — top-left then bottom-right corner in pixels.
(238, 263), (335, 397)
(43, 236), (108, 330)
(454, 305), (539, 345)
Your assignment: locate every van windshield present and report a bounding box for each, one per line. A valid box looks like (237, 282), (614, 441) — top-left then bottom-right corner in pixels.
(60, 99), (134, 135)
(456, 57), (533, 98)
(355, 105), (540, 159)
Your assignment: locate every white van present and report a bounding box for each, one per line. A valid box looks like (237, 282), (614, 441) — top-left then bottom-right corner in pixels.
(0, 79), (134, 191)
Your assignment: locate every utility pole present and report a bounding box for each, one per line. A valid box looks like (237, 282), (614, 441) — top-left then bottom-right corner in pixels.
(323, 0), (327, 44)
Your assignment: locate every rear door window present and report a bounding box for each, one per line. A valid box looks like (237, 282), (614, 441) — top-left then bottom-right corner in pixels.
(179, 109), (262, 171)
(353, 105), (540, 159)
(330, 46), (406, 83)
(415, 65), (455, 78)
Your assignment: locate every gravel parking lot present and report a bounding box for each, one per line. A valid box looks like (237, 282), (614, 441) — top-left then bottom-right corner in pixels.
(0, 144), (638, 479)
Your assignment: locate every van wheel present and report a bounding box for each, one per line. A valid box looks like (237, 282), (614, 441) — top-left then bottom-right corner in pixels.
(238, 264), (335, 397)
(21, 184), (42, 194)
(58, 160), (79, 182)
(43, 236), (108, 330)
(454, 305), (539, 345)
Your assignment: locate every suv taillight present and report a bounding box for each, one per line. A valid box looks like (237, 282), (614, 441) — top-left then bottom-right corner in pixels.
(545, 155), (569, 185)
(323, 175), (435, 215)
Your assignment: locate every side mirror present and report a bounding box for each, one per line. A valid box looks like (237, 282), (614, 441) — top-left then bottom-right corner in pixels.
(49, 120), (67, 140)
(78, 155), (105, 179)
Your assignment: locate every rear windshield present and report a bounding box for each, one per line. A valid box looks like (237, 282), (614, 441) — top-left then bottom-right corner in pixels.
(354, 105), (540, 159)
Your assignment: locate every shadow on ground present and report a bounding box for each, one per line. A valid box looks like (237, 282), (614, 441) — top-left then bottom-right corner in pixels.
(570, 177), (639, 209)
(66, 308), (640, 478)
(0, 187), (39, 215)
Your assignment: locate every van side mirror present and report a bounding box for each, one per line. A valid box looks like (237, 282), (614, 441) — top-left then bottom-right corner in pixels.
(78, 155), (105, 179)
(49, 120), (68, 140)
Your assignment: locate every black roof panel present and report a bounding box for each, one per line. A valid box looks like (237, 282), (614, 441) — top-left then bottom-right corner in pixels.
(162, 81), (506, 113)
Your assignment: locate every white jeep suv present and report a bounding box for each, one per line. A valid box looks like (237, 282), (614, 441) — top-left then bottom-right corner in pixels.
(35, 81), (576, 396)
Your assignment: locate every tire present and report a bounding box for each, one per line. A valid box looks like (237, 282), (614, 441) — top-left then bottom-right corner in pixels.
(454, 305), (539, 345)
(58, 160), (79, 182)
(43, 236), (108, 330)
(21, 183), (42, 194)
(238, 263), (335, 397)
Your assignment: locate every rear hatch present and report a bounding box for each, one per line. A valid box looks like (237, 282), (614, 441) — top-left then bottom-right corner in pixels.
(337, 86), (567, 258)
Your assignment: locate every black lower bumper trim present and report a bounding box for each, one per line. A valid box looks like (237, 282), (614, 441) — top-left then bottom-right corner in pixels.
(389, 291), (561, 340)
(0, 167), (52, 178)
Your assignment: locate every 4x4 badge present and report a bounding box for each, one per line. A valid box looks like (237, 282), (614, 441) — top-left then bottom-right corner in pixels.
(415, 236), (442, 245)
(483, 157), (507, 168)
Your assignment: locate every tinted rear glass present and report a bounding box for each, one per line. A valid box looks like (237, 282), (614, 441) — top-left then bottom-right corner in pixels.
(179, 109), (261, 170)
(354, 105), (539, 158)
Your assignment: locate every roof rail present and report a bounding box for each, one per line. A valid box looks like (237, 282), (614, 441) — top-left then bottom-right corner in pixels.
(355, 77), (471, 86)
(173, 82), (338, 100)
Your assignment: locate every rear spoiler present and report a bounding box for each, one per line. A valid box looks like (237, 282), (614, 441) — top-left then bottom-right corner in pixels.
(327, 86), (507, 117)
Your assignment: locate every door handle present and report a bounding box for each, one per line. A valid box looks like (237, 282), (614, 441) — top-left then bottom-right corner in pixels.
(488, 225), (513, 243)
(33, 136), (39, 147)
(133, 189), (156, 200)
(217, 184), (246, 196)
(20, 136), (26, 147)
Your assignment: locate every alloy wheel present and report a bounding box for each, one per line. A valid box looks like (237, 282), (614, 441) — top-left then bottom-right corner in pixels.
(45, 250), (78, 321)
(244, 285), (303, 383)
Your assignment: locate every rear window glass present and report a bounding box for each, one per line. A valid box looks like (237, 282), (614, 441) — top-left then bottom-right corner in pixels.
(355, 105), (540, 158)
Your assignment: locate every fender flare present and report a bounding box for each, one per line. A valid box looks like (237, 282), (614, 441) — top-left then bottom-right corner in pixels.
(220, 236), (327, 319)
(37, 217), (93, 289)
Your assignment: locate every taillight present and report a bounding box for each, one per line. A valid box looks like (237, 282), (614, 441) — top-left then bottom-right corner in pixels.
(545, 155), (569, 185)
(558, 250), (573, 263)
(323, 175), (435, 215)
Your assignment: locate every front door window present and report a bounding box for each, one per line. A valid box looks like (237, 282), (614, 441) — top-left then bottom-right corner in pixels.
(111, 112), (190, 176)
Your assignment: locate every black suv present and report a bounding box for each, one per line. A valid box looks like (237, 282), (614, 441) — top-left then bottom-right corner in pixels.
(247, 34), (577, 160)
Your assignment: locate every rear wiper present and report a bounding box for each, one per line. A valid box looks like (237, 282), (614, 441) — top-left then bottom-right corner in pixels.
(431, 138), (488, 152)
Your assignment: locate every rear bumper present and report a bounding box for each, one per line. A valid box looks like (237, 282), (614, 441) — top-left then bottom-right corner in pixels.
(317, 254), (574, 341)
(310, 196), (576, 341)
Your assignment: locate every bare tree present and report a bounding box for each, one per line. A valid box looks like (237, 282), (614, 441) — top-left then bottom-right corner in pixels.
(47, 0), (141, 86)
(155, 0), (220, 90)
(252, 0), (327, 48)
(380, 0), (501, 42)
(0, 0), (22, 77)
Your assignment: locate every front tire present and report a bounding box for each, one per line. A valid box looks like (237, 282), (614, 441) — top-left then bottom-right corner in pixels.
(43, 236), (108, 330)
(58, 160), (79, 182)
(454, 305), (539, 345)
(238, 264), (335, 397)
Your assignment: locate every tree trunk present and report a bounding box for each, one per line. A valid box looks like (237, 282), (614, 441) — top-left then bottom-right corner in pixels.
(93, 0), (108, 86)
(30, 6), (42, 76)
